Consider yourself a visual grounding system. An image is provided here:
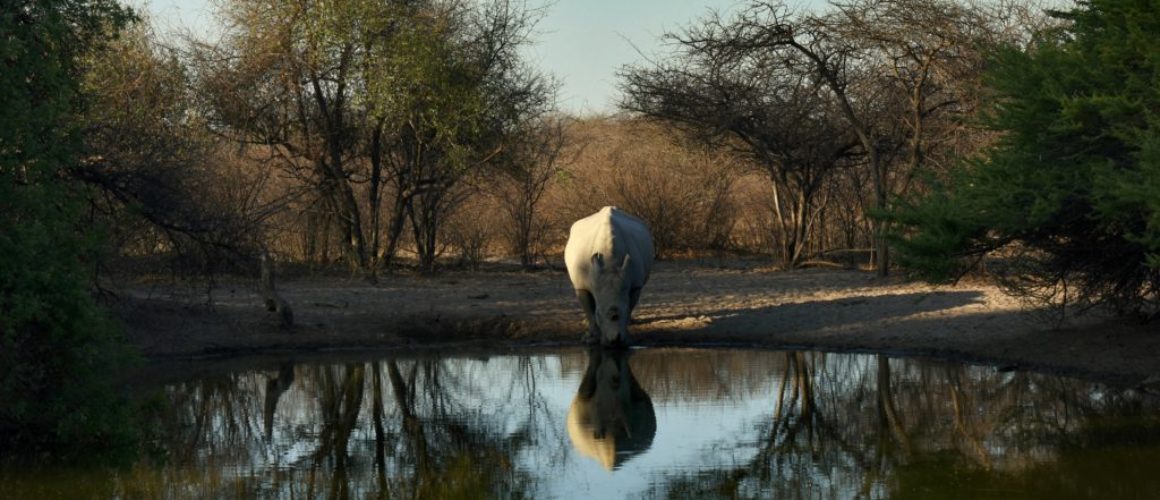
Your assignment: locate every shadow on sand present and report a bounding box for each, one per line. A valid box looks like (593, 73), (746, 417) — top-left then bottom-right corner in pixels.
(640, 290), (989, 335)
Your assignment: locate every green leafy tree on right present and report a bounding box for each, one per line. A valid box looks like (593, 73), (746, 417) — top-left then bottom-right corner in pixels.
(890, 0), (1160, 320)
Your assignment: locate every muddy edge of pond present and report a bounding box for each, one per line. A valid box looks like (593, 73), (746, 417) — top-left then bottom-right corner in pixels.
(116, 263), (1160, 390)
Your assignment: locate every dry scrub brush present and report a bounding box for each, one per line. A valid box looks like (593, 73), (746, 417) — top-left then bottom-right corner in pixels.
(545, 118), (742, 259)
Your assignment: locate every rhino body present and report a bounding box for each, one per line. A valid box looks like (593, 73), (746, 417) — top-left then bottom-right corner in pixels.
(564, 206), (654, 346)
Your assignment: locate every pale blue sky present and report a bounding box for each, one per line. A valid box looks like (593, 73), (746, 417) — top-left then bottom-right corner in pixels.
(145, 0), (827, 115)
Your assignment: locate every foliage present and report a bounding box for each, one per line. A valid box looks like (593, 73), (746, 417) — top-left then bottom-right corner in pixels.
(619, 0), (1022, 271)
(892, 0), (1160, 318)
(77, 22), (269, 277)
(195, 0), (554, 275)
(0, 0), (140, 455)
(618, 6), (859, 267)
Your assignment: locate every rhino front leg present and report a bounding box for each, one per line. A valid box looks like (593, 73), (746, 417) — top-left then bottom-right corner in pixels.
(628, 286), (643, 324)
(576, 289), (600, 344)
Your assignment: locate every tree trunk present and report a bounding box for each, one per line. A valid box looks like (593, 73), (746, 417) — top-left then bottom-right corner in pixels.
(310, 65), (369, 275)
(367, 119), (387, 281)
(382, 195), (411, 270)
(790, 40), (891, 276)
(409, 189), (442, 274)
(874, 179), (890, 277)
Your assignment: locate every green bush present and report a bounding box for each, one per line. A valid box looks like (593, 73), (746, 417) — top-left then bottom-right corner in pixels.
(893, 0), (1160, 319)
(0, 0), (139, 457)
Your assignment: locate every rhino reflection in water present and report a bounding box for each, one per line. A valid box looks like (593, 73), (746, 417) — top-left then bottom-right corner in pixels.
(566, 348), (656, 471)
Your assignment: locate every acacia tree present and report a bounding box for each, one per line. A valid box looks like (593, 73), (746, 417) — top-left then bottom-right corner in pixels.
(697, 2), (895, 274)
(620, 16), (858, 268)
(624, 0), (1039, 274)
(831, 0), (992, 185)
(194, 0), (374, 272)
(369, 0), (554, 273)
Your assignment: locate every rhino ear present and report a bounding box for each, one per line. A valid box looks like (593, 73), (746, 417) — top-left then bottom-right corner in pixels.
(591, 253), (603, 269)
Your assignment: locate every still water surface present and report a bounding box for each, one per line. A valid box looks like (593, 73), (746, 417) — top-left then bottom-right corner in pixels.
(7, 347), (1160, 498)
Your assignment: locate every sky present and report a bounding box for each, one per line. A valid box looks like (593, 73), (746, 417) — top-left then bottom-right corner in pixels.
(145, 0), (827, 116)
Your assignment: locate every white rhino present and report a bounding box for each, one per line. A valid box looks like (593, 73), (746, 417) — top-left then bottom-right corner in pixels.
(566, 348), (656, 471)
(564, 206), (654, 346)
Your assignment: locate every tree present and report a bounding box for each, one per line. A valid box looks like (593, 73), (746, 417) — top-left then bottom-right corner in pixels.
(0, 0), (138, 455)
(696, 1), (896, 274)
(75, 22), (273, 278)
(198, 0), (553, 275)
(377, 0), (554, 273)
(620, 8), (859, 268)
(490, 115), (567, 269)
(893, 0), (1160, 319)
(195, 0), (376, 274)
(623, 0), (1043, 273)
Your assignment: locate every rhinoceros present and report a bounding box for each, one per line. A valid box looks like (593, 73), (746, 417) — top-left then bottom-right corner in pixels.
(564, 206), (654, 346)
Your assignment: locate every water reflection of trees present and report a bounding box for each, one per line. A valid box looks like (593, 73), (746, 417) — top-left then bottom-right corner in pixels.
(648, 352), (1160, 499)
(142, 356), (559, 499)
(110, 349), (1160, 499)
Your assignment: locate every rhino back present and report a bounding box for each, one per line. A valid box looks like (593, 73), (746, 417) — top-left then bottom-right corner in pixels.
(565, 207), (653, 289)
(610, 209), (653, 287)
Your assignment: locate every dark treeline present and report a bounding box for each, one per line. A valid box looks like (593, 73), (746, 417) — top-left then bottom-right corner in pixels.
(68, 0), (1062, 283)
(1, 0), (141, 458)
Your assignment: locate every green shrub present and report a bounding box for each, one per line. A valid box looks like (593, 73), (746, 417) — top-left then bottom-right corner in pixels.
(893, 0), (1160, 318)
(0, 0), (140, 457)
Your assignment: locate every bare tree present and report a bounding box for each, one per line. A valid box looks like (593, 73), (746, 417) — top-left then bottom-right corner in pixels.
(490, 115), (569, 268)
(623, 0), (1048, 273)
(620, 17), (859, 267)
(667, 2), (896, 273)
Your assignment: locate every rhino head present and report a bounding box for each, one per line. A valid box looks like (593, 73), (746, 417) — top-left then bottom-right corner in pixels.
(590, 252), (633, 347)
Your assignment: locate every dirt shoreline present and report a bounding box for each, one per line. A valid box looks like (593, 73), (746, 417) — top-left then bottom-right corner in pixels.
(116, 262), (1160, 388)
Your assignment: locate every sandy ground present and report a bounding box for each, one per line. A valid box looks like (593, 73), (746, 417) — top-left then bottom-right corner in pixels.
(116, 261), (1160, 387)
